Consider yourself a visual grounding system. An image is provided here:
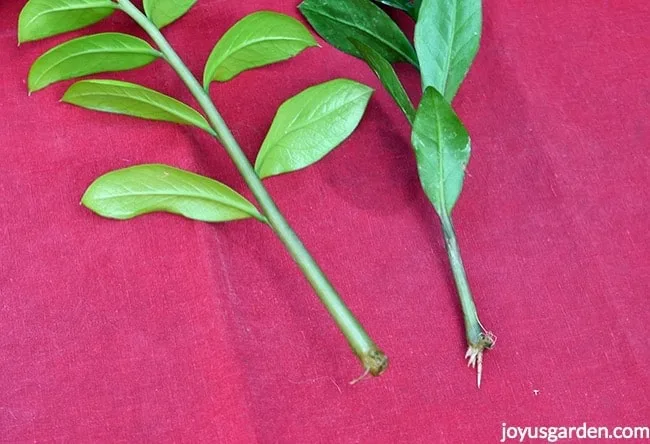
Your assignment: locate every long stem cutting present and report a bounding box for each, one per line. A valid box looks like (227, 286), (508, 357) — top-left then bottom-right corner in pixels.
(113, 0), (387, 376)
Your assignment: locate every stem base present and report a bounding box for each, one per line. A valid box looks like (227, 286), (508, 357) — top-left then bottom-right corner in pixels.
(362, 348), (388, 376)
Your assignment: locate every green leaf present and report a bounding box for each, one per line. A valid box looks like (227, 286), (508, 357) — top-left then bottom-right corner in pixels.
(18, 0), (118, 43)
(411, 87), (470, 215)
(62, 79), (215, 135)
(299, 0), (418, 67)
(372, 0), (420, 19)
(350, 39), (415, 124)
(255, 78), (372, 179)
(414, 0), (482, 102)
(82, 164), (265, 223)
(203, 11), (318, 86)
(143, 0), (197, 29)
(28, 33), (161, 93)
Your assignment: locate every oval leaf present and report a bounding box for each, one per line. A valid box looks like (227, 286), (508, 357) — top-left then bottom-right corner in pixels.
(255, 79), (372, 179)
(415, 0), (482, 102)
(143, 0), (197, 29)
(351, 39), (415, 124)
(28, 33), (162, 93)
(203, 11), (318, 86)
(411, 87), (470, 215)
(18, 0), (118, 43)
(62, 79), (215, 135)
(82, 164), (265, 223)
(299, 0), (418, 67)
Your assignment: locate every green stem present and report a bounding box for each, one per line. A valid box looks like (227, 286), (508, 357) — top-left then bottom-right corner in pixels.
(439, 211), (492, 386)
(439, 212), (482, 344)
(116, 0), (387, 376)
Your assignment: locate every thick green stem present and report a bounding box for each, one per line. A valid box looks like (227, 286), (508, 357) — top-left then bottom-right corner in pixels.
(116, 0), (387, 375)
(439, 211), (493, 385)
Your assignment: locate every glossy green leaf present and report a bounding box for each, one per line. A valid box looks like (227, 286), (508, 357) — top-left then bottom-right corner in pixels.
(351, 39), (415, 124)
(28, 33), (161, 93)
(255, 79), (372, 179)
(62, 80), (215, 135)
(143, 0), (197, 29)
(372, 0), (420, 19)
(203, 11), (318, 86)
(415, 0), (482, 102)
(299, 0), (418, 67)
(82, 164), (265, 223)
(411, 87), (470, 215)
(18, 0), (118, 43)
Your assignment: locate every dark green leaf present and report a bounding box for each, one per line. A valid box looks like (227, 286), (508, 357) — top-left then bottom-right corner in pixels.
(351, 39), (415, 124)
(411, 87), (470, 215)
(374, 0), (411, 11)
(415, 0), (482, 101)
(203, 11), (318, 86)
(62, 79), (215, 135)
(18, 0), (117, 43)
(372, 0), (420, 19)
(82, 164), (265, 223)
(255, 79), (372, 179)
(143, 0), (197, 29)
(299, 0), (418, 67)
(28, 33), (161, 93)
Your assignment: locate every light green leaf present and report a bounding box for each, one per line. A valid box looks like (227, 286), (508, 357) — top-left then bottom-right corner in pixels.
(62, 79), (215, 135)
(411, 87), (470, 215)
(351, 39), (415, 124)
(255, 78), (372, 179)
(82, 164), (265, 223)
(143, 0), (197, 29)
(28, 33), (161, 93)
(415, 0), (482, 102)
(18, 0), (118, 43)
(299, 0), (418, 67)
(203, 11), (318, 86)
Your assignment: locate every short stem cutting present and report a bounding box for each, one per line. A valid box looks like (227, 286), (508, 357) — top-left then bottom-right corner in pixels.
(116, 0), (387, 376)
(439, 211), (493, 387)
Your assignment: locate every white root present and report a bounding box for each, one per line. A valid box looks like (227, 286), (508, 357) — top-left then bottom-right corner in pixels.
(349, 367), (370, 385)
(465, 345), (484, 388)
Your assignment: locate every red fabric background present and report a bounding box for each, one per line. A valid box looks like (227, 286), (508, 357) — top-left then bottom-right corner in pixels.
(1, 0), (648, 442)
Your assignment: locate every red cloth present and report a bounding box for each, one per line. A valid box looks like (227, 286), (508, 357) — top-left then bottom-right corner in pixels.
(1, 0), (648, 442)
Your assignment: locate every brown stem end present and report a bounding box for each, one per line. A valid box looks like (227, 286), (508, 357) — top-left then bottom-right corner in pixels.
(362, 348), (388, 377)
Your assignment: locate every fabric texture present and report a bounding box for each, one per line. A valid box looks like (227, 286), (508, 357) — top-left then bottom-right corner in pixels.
(1, 0), (648, 442)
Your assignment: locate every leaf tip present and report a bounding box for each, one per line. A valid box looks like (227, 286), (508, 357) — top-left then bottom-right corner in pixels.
(27, 77), (39, 95)
(80, 193), (92, 210)
(16, 21), (25, 45)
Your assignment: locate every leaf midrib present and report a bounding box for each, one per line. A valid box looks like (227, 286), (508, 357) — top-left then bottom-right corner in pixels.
(440, 0), (459, 98)
(433, 95), (446, 212)
(66, 85), (210, 131)
(218, 36), (312, 64)
(94, 190), (255, 217)
(33, 47), (160, 87)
